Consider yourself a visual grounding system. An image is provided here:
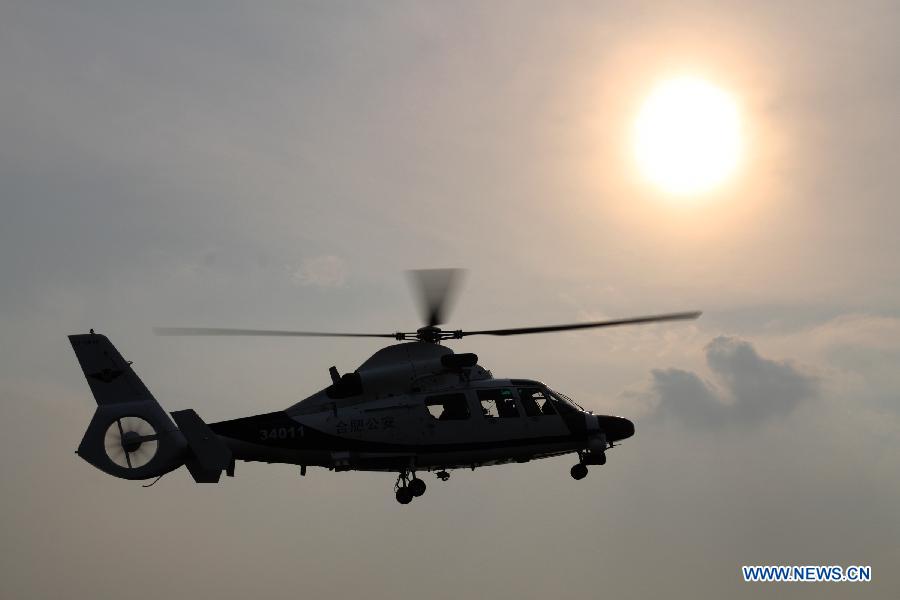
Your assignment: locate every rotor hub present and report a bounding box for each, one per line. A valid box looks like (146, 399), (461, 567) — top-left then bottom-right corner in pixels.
(395, 326), (464, 343)
(104, 416), (160, 469)
(121, 430), (142, 453)
(416, 326), (442, 344)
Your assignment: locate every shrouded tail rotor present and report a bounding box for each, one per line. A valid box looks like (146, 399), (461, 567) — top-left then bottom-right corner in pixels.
(104, 416), (160, 469)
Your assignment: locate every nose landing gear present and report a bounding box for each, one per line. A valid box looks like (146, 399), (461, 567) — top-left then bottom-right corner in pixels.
(571, 448), (607, 480)
(570, 463), (588, 480)
(584, 451), (606, 466)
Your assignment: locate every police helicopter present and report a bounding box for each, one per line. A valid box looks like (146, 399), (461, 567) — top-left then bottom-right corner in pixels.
(70, 269), (700, 504)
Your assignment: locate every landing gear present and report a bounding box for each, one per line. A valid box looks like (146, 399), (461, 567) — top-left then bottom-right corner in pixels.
(435, 470), (450, 482)
(584, 451), (606, 466)
(570, 463), (588, 480)
(408, 477), (427, 497)
(394, 470), (426, 504)
(572, 444), (609, 479)
(395, 486), (413, 504)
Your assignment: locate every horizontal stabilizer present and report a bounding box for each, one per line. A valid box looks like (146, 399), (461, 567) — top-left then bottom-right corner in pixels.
(171, 409), (232, 483)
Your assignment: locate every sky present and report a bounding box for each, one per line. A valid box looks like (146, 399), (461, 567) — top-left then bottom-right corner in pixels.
(1, 1), (898, 598)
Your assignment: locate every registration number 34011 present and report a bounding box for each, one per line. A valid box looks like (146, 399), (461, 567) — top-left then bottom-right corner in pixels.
(259, 426), (304, 441)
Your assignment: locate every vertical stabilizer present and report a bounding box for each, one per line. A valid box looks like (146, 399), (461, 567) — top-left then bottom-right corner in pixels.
(69, 333), (155, 405)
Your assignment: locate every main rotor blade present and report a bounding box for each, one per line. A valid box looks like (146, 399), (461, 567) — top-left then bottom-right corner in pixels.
(153, 327), (397, 338)
(460, 311), (702, 337)
(407, 268), (465, 327)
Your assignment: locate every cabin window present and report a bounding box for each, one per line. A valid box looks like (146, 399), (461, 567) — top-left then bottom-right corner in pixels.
(518, 388), (556, 416)
(477, 388), (520, 418)
(549, 390), (580, 415)
(424, 393), (470, 420)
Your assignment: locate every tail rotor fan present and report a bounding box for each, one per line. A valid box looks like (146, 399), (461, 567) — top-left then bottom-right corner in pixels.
(103, 416), (159, 469)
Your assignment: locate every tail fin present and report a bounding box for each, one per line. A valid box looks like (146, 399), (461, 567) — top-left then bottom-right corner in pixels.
(69, 332), (186, 480)
(69, 333), (156, 405)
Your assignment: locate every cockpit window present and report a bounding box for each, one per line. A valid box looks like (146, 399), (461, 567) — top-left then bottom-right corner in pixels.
(477, 388), (520, 418)
(518, 388), (556, 416)
(424, 393), (470, 420)
(548, 390), (581, 414)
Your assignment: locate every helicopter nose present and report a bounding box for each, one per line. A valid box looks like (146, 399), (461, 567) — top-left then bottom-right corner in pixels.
(596, 415), (635, 441)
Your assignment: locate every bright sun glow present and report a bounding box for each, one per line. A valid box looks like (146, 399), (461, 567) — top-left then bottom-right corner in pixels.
(633, 76), (743, 196)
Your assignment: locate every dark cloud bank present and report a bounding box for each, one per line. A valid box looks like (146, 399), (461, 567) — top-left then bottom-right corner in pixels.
(649, 336), (818, 429)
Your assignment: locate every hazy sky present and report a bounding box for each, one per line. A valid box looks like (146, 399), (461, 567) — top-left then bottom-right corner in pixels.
(2, 2), (898, 598)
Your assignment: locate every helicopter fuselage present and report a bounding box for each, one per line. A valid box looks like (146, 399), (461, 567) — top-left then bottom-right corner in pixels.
(70, 334), (634, 501)
(71, 268), (695, 503)
(208, 388), (634, 472)
(207, 342), (634, 473)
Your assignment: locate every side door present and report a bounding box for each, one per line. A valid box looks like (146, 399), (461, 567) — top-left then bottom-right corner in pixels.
(475, 387), (527, 441)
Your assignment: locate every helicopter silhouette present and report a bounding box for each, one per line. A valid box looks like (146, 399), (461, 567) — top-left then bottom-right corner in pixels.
(70, 269), (700, 503)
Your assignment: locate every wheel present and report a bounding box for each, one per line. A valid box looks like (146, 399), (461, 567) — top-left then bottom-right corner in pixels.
(396, 487), (413, 504)
(570, 463), (588, 480)
(596, 452), (606, 466)
(409, 478), (427, 497)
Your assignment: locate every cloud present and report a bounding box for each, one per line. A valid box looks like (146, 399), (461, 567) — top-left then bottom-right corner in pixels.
(650, 336), (818, 429)
(291, 255), (348, 288)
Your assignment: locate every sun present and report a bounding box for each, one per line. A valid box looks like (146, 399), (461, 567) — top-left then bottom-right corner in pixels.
(633, 76), (743, 196)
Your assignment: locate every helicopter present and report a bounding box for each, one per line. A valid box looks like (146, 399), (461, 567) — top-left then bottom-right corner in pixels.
(69, 269), (700, 504)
